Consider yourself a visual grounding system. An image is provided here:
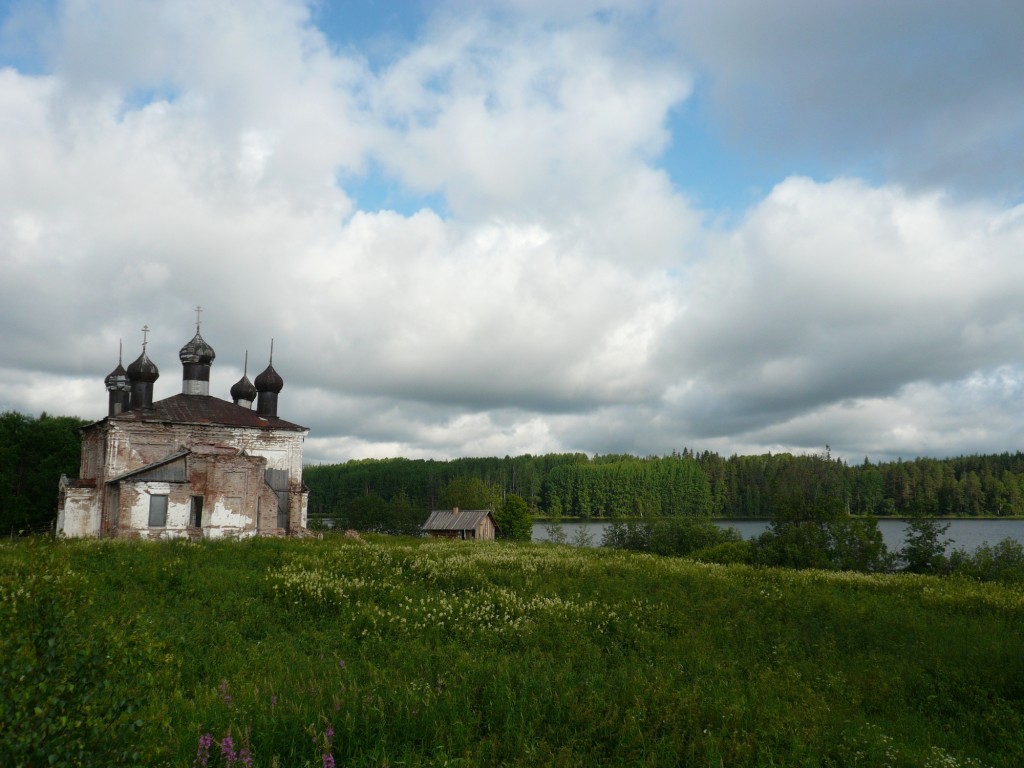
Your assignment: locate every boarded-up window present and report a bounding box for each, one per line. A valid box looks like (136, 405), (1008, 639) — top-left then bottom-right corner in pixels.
(149, 494), (168, 527)
(103, 486), (120, 536)
(190, 496), (204, 527)
(264, 469), (288, 489)
(265, 469), (289, 529)
(133, 457), (187, 483)
(276, 492), (288, 528)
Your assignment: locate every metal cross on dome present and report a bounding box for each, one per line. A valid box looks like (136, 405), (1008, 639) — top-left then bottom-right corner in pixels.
(195, 305), (203, 331)
(141, 324), (151, 351)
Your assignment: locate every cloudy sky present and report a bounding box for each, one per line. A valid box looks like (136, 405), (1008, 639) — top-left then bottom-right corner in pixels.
(2, 0), (1024, 465)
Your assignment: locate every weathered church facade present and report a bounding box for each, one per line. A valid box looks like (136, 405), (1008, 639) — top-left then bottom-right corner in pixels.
(57, 323), (309, 539)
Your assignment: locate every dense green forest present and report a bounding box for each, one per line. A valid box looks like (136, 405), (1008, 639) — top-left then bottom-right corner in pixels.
(0, 412), (87, 535)
(6, 407), (1024, 535)
(306, 448), (1024, 522)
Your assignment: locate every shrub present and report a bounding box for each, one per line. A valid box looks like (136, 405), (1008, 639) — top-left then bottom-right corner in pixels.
(949, 537), (1024, 583)
(601, 519), (650, 550)
(753, 522), (835, 570)
(542, 515), (568, 544)
(332, 492), (427, 535)
(830, 517), (893, 572)
(569, 525), (595, 547)
(601, 517), (741, 557)
(494, 494), (532, 541)
(753, 517), (891, 572)
(689, 539), (754, 565)
(0, 554), (160, 767)
(900, 516), (951, 574)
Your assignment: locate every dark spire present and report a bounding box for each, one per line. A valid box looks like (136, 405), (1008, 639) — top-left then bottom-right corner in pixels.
(255, 340), (284, 417)
(126, 325), (159, 409)
(179, 308), (216, 395)
(105, 341), (131, 416)
(179, 331), (216, 365)
(230, 351), (258, 408)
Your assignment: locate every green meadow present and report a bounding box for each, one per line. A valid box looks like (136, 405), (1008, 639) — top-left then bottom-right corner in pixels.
(2, 535), (1022, 767)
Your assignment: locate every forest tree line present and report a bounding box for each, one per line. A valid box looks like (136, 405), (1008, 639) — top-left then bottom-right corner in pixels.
(6, 406), (1024, 535)
(0, 411), (88, 534)
(305, 448), (1024, 521)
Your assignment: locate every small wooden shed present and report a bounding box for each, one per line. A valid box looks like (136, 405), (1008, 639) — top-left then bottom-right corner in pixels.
(422, 507), (497, 541)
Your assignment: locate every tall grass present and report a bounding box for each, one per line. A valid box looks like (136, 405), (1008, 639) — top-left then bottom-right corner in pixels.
(1, 534), (1022, 766)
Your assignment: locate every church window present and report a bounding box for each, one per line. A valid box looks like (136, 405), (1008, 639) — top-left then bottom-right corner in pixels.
(149, 494), (168, 527)
(190, 496), (204, 527)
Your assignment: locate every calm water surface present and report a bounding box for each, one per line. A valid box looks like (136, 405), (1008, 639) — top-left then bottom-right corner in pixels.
(532, 518), (1024, 552)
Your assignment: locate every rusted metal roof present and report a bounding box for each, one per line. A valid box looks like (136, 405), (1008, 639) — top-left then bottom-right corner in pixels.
(422, 508), (494, 532)
(104, 394), (308, 432)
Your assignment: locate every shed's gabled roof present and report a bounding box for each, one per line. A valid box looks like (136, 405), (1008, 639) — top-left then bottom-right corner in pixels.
(423, 509), (494, 532)
(107, 449), (191, 483)
(102, 394), (308, 432)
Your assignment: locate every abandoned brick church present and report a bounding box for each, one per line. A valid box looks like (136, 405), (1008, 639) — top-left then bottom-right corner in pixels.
(57, 320), (309, 539)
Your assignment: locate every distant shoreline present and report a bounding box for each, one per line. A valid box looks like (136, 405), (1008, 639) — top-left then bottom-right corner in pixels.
(531, 515), (1024, 522)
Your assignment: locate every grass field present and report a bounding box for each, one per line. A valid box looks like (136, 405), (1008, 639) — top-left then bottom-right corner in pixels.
(2, 534), (1022, 767)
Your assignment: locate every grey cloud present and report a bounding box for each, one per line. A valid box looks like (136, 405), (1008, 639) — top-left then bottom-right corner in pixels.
(661, 0), (1024, 201)
(657, 180), (1024, 425)
(4, 1), (1024, 467)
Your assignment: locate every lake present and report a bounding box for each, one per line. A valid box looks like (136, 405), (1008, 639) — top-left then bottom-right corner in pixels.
(532, 518), (1024, 553)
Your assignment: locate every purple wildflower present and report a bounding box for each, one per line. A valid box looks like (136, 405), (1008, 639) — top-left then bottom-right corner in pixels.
(323, 753), (336, 768)
(239, 746), (253, 768)
(270, 694), (278, 707)
(219, 679), (233, 707)
(193, 732), (212, 768)
(337, 659), (346, 670)
(325, 726), (334, 742)
(221, 734), (238, 767)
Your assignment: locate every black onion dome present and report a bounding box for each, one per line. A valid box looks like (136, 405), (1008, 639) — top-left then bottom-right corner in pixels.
(104, 362), (128, 388)
(254, 363), (284, 393)
(126, 351), (160, 383)
(179, 330), (216, 365)
(230, 374), (258, 402)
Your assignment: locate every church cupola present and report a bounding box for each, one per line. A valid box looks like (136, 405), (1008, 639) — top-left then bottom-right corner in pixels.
(254, 341), (284, 418)
(230, 351), (258, 409)
(104, 342), (131, 417)
(179, 307), (216, 395)
(126, 325), (159, 410)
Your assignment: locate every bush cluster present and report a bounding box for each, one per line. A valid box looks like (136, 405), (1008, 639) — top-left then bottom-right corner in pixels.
(602, 513), (1024, 584)
(0, 544), (159, 767)
(601, 516), (743, 558)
